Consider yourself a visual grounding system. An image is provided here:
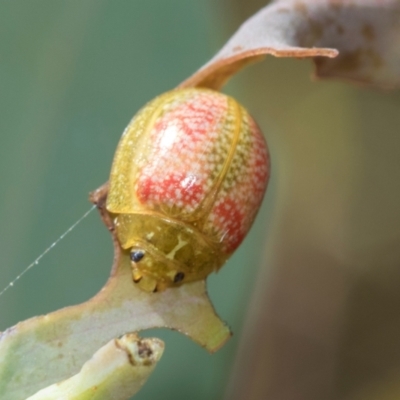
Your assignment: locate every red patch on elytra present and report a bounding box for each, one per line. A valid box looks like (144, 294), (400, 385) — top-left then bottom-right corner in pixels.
(137, 173), (205, 208)
(134, 92), (230, 213)
(213, 198), (245, 252)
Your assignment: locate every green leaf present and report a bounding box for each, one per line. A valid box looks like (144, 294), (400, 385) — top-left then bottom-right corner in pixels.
(27, 334), (164, 400)
(0, 254), (230, 399)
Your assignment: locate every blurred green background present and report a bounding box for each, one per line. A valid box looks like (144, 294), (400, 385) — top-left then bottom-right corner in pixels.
(1, 1), (400, 399)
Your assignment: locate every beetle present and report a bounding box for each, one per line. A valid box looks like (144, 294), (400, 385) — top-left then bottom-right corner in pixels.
(106, 88), (270, 292)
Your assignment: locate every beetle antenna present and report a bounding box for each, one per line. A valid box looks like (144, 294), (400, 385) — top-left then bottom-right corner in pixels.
(0, 205), (96, 298)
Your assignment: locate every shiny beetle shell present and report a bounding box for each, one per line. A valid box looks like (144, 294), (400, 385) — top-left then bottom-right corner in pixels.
(107, 88), (270, 292)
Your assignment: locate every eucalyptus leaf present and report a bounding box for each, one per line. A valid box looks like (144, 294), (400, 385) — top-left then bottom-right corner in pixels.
(27, 334), (164, 400)
(0, 257), (229, 399)
(181, 0), (400, 90)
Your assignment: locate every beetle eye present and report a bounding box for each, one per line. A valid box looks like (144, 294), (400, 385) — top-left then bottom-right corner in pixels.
(130, 250), (145, 263)
(173, 272), (185, 283)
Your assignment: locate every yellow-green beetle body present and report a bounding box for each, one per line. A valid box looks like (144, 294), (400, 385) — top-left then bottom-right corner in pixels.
(107, 88), (269, 292)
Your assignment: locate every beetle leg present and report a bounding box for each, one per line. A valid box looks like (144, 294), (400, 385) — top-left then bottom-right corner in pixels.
(136, 275), (158, 293)
(132, 268), (142, 283)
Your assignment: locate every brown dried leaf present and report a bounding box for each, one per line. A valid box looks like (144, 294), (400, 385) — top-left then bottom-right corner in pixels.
(181, 0), (400, 90)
